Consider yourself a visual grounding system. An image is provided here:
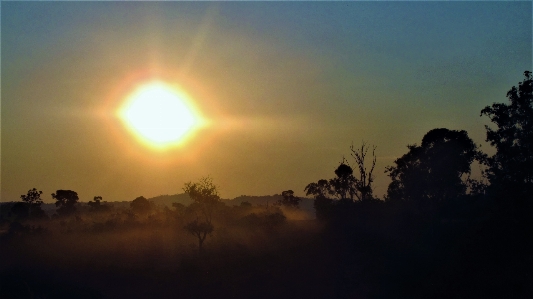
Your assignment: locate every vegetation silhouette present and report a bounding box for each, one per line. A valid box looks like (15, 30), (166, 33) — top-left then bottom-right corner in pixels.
(305, 143), (380, 222)
(52, 190), (79, 217)
(350, 142), (377, 201)
(7, 189), (47, 222)
(481, 71), (533, 212)
(182, 177), (220, 252)
(1, 71), (532, 298)
(129, 196), (152, 215)
(20, 188), (45, 218)
(385, 128), (482, 204)
(276, 190), (301, 208)
(87, 196), (112, 213)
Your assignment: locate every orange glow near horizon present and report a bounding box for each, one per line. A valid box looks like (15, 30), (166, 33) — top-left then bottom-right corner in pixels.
(118, 81), (206, 150)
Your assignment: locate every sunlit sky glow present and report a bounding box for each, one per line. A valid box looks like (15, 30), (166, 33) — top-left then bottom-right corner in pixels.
(2, 2), (531, 202)
(118, 81), (203, 149)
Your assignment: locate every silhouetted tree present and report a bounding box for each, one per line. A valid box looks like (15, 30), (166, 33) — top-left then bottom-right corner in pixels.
(305, 163), (357, 220)
(481, 71), (533, 204)
(20, 188), (44, 218)
(305, 179), (334, 220)
(183, 218), (214, 251)
(10, 188), (47, 220)
(88, 196), (102, 208)
(52, 190), (79, 216)
(277, 190), (302, 208)
(88, 196), (111, 213)
(130, 196), (152, 215)
(350, 143), (378, 201)
(306, 143), (379, 205)
(385, 128), (481, 204)
(330, 163), (358, 201)
(305, 179), (334, 200)
(183, 177), (220, 251)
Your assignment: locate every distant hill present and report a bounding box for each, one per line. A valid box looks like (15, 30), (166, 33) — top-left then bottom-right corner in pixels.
(148, 193), (193, 207)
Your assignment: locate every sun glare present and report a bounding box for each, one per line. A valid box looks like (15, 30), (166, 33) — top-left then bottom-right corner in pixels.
(118, 82), (201, 149)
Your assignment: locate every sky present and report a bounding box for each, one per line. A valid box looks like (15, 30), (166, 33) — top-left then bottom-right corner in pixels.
(2, 1), (532, 203)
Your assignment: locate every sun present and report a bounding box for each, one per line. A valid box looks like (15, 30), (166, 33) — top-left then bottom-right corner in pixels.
(118, 81), (201, 149)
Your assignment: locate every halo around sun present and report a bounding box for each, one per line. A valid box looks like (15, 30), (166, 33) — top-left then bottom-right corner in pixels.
(118, 81), (202, 149)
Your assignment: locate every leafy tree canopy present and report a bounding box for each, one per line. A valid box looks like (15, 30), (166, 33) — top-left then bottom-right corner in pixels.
(385, 128), (481, 203)
(481, 71), (533, 200)
(52, 190), (79, 216)
(130, 196), (152, 215)
(183, 176), (221, 206)
(182, 177), (221, 252)
(20, 188), (43, 206)
(277, 190), (302, 208)
(19, 188), (45, 219)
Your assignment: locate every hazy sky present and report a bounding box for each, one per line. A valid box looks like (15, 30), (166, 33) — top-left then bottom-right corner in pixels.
(2, 1), (531, 202)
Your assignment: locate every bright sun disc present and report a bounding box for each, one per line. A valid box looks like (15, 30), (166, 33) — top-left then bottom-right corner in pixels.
(119, 82), (200, 148)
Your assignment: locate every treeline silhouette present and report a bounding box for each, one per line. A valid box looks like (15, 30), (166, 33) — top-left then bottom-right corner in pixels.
(0, 71), (531, 298)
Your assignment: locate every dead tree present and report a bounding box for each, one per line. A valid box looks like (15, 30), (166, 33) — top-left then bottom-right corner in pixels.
(350, 142), (377, 201)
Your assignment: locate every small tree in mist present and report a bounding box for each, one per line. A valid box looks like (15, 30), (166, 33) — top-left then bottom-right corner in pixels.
(183, 177), (221, 252)
(277, 190), (302, 208)
(130, 196), (152, 215)
(52, 190), (79, 217)
(88, 196), (112, 213)
(183, 219), (214, 252)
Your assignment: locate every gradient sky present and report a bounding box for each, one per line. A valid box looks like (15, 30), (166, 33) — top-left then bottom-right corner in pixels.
(2, 1), (531, 203)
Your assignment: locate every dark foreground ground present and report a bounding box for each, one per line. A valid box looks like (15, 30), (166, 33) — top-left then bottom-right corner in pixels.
(1, 212), (532, 299)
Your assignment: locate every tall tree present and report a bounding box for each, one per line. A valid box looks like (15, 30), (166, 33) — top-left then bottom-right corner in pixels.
(350, 143), (377, 201)
(329, 163), (357, 201)
(480, 71), (533, 202)
(52, 190), (79, 216)
(385, 128), (481, 204)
